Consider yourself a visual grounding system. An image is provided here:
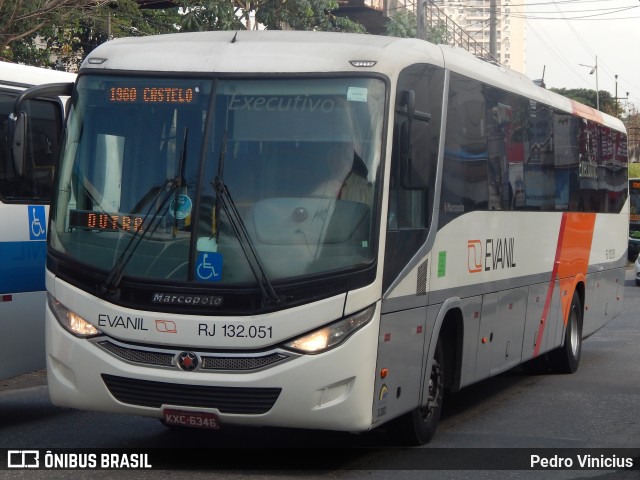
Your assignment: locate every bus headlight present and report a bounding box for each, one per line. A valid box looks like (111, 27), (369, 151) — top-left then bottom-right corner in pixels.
(47, 294), (101, 337)
(284, 305), (376, 354)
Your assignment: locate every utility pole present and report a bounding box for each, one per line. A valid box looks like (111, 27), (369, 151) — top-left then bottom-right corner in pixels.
(417, 1), (428, 41)
(616, 75), (618, 116)
(613, 75), (629, 118)
(489, 0), (497, 59)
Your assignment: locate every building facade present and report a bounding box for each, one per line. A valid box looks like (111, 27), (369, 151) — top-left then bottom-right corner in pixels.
(338, 1), (526, 73)
(429, 0), (525, 72)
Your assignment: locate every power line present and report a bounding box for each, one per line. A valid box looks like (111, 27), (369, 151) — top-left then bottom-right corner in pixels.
(510, 6), (640, 20)
(507, 0), (635, 6)
(458, 5), (640, 20)
(523, 1), (640, 107)
(525, 19), (590, 88)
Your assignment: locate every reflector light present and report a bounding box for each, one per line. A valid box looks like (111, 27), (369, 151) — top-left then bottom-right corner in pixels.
(1, 295), (12, 302)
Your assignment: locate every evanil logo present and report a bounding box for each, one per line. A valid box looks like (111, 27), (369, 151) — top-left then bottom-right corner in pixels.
(468, 238), (517, 273)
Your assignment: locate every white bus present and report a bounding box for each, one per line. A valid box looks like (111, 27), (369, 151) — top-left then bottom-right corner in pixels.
(34, 31), (627, 444)
(0, 61), (75, 381)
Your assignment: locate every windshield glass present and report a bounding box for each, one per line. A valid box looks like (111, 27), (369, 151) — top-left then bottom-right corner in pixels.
(631, 180), (640, 224)
(50, 75), (385, 287)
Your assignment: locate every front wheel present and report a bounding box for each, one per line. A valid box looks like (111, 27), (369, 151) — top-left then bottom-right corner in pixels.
(548, 291), (583, 373)
(390, 338), (445, 445)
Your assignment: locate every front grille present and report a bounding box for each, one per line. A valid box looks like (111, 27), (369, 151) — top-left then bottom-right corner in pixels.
(98, 341), (174, 367)
(201, 353), (289, 371)
(96, 339), (293, 372)
(102, 374), (281, 414)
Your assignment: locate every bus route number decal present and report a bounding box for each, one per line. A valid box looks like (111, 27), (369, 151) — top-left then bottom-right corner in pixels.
(198, 323), (273, 339)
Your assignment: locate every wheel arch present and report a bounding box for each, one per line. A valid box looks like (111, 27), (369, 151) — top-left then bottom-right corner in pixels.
(565, 279), (585, 339)
(423, 299), (464, 405)
(574, 279), (586, 321)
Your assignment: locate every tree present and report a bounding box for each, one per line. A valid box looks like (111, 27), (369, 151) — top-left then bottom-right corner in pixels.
(625, 104), (640, 163)
(385, 11), (416, 38)
(2, 0), (181, 69)
(66, 1), (180, 63)
(384, 11), (449, 44)
(0, 0), (109, 61)
(550, 87), (616, 116)
(179, 0), (366, 33)
(180, 0), (243, 31)
(2, 0), (364, 70)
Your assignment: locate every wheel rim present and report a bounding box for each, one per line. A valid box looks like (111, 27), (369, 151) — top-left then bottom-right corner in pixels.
(569, 306), (579, 356)
(422, 356), (443, 423)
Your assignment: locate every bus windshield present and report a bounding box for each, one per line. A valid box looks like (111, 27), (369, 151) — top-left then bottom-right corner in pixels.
(50, 75), (385, 289)
(630, 179), (640, 223)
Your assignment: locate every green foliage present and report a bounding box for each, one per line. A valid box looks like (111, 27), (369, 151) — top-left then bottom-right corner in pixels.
(384, 12), (448, 45)
(550, 87), (616, 115)
(2, 0), (364, 69)
(1, 0), (95, 63)
(179, 0), (365, 33)
(385, 11), (416, 38)
(427, 22), (449, 45)
(629, 163), (640, 177)
(1, 0), (181, 68)
(255, 0), (365, 32)
(180, 1), (244, 31)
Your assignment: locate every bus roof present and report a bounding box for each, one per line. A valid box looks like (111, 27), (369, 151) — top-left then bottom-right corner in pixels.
(0, 61), (76, 89)
(81, 30), (625, 133)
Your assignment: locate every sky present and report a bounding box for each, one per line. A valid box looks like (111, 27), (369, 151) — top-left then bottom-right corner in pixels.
(523, 0), (640, 108)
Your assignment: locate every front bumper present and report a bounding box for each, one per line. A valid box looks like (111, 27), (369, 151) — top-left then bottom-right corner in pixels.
(46, 303), (380, 432)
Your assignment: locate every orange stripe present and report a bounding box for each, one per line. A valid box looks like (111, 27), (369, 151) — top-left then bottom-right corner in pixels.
(570, 99), (604, 124)
(534, 212), (596, 356)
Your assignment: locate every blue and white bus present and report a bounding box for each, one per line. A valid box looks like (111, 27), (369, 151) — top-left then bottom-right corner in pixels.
(0, 61), (75, 381)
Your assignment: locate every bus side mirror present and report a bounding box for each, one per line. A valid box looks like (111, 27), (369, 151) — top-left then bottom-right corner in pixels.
(400, 119), (430, 189)
(9, 82), (73, 177)
(402, 90), (416, 122)
(10, 111), (28, 176)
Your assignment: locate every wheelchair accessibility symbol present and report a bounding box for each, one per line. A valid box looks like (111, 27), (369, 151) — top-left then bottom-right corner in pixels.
(196, 252), (223, 282)
(28, 206), (46, 240)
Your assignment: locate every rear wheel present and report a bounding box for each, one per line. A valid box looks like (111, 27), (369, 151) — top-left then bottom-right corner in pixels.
(548, 291), (583, 373)
(390, 338), (445, 445)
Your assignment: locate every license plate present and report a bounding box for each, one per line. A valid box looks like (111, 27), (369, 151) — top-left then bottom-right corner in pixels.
(163, 409), (220, 430)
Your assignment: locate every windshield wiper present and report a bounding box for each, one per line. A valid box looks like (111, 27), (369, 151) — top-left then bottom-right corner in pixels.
(172, 129), (188, 237)
(212, 132), (280, 305)
(100, 129), (189, 295)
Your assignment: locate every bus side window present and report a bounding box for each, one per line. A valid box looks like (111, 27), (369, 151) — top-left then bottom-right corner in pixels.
(383, 64), (444, 291)
(0, 93), (13, 195)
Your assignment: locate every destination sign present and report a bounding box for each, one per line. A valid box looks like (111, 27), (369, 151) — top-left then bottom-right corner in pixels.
(70, 210), (144, 232)
(108, 86), (198, 104)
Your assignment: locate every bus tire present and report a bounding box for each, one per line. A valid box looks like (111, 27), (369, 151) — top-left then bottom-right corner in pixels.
(390, 338), (445, 445)
(548, 291), (582, 374)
